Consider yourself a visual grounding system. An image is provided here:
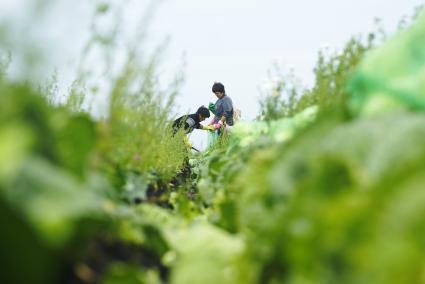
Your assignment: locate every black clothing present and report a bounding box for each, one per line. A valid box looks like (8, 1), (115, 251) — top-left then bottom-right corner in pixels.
(172, 113), (201, 134)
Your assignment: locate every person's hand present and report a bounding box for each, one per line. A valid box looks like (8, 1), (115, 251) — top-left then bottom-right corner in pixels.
(205, 125), (215, 131)
(214, 120), (223, 130)
(207, 118), (215, 126)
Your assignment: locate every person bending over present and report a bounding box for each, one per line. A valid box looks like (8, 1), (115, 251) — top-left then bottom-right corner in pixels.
(172, 106), (215, 148)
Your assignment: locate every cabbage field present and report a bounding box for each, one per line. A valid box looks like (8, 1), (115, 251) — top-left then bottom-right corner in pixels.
(1, 5), (425, 284)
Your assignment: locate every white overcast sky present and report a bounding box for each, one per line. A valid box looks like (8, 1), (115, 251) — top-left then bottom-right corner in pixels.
(149, 0), (423, 118)
(1, 0), (423, 149)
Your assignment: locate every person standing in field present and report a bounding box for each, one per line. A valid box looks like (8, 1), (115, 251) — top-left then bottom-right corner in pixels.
(209, 82), (234, 134)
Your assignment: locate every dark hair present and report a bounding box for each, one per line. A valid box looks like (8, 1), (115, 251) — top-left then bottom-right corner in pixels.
(212, 82), (225, 94)
(196, 106), (210, 118)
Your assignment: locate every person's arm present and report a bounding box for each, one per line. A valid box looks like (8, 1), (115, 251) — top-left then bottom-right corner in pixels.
(214, 98), (231, 129)
(222, 97), (233, 123)
(212, 117), (224, 130)
(211, 99), (226, 129)
(201, 124), (215, 131)
(190, 118), (213, 131)
(207, 116), (216, 126)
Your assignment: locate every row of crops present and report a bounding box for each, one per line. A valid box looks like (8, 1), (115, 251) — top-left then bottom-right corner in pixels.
(1, 7), (425, 284)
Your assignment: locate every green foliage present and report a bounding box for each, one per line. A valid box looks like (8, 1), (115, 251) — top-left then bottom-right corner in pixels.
(0, 82), (96, 178)
(0, 81), (112, 284)
(102, 263), (162, 284)
(0, 5), (187, 282)
(231, 112), (425, 284)
(0, 68), (186, 284)
(258, 67), (303, 120)
(187, 9), (425, 284)
(348, 9), (425, 116)
(2, 3), (425, 284)
(258, 33), (376, 121)
(0, 197), (58, 284)
(104, 70), (187, 181)
(192, 95), (425, 282)
(0, 51), (11, 80)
